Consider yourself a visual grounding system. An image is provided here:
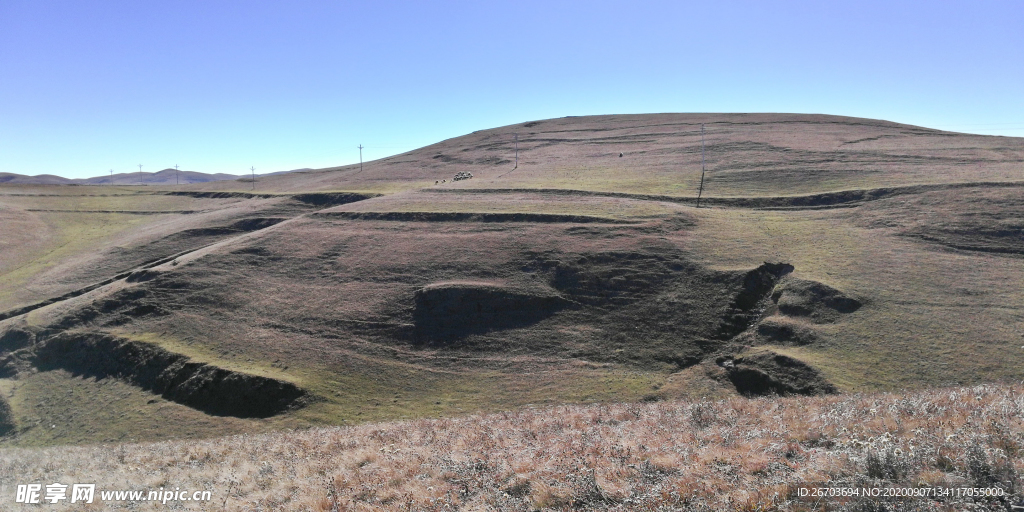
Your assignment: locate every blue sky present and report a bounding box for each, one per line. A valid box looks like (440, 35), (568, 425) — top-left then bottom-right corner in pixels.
(1, 1), (1021, 179)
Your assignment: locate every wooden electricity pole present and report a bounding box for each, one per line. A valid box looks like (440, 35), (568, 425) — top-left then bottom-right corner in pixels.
(696, 124), (706, 208)
(250, 166), (255, 190)
(175, 164), (179, 185)
(109, 169), (113, 185)
(513, 133), (518, 170)
(358, 144), (364, 173)
(138, 164), (143, 186)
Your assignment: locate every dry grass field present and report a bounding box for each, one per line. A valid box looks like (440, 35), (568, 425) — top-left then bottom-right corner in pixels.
(0, 384), (1020, 511)
(1, 113), (1023, 509)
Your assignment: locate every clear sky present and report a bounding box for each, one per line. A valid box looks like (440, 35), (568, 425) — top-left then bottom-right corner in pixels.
(1, 1), (1021, 179)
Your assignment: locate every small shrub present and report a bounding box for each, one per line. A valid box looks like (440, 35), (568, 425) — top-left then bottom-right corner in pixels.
(689, 401), (716, 429)
(531, 482), (572, 509)
(800, 430), (834, 449)
(865, 448), (909, 481)
(568, 470), (612, 507)
(966, 445), (994, 487)
(968, 445), (1020, 495)
(933, 448), (957, 472)
(503, 478), (530, 498)
(988, 420), (1022, 458)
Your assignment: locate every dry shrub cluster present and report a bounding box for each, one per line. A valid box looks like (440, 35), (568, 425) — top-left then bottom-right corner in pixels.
(1, 384), (1022, 511)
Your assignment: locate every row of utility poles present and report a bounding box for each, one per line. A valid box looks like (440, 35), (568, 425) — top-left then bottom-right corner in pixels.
(105, 164), (178, 186)
(107, 141), (366, 189)
(104, 128), (705, 197)
(102, 164), (227, 186)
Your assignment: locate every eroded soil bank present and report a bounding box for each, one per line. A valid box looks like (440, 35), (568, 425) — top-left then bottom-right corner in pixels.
(2, 332), (307, 418)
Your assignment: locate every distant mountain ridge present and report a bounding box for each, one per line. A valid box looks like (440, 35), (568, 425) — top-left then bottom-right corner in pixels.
(0, 168), (241, 185)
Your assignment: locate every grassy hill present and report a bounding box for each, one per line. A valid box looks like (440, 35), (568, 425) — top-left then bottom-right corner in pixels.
(1, 113), (1023, 447)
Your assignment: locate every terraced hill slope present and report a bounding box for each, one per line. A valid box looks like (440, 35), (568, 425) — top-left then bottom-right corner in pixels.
(1, 113), (1022, 446)
(159, 112), (1024, 195)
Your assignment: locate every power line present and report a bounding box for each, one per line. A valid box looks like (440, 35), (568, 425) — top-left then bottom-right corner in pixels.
(696, 124), (706, 208)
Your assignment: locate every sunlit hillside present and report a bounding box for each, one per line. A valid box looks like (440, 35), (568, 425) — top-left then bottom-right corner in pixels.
(1, 114), (1023, 448)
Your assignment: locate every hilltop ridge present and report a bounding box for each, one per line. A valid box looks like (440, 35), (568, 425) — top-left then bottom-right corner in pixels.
(162, 113), (1024, 195)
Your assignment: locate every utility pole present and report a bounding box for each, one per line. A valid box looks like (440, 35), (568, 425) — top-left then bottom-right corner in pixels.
(696, 124), (706, 208)
(250, 166), (255, 190)
(513, 133), (518, 170)
(175, 164), (179, 185)
(138, 164), (143, 186)
(358, 144), (363, 173)
(109, 169), (113, 186)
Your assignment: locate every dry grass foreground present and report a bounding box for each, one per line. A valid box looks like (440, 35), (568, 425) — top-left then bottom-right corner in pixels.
(1, 384), (1021, 511)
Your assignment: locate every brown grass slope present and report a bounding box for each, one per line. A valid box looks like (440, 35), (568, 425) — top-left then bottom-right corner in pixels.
(164, 113), (1024, 196)
(1, 113), (1023, 447)
(0, 188), (370, 312)
(0, 384), (1020, 511)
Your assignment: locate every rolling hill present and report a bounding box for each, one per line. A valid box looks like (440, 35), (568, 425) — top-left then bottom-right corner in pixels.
(0, 168), (241, 186)
(1, 113), (1023, 447)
